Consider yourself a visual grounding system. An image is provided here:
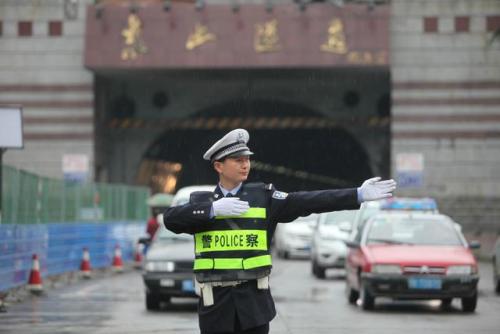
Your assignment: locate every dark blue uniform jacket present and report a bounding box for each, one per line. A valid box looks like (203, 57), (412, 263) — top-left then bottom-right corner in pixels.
(163, 182), (359, 333)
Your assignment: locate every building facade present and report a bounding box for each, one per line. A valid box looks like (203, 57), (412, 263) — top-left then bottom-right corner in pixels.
(1, 0), (499, 235)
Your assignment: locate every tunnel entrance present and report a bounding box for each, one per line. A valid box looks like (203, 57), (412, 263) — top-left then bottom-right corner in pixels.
(138, 99), (373, 192)
(94, 68), (390, 193)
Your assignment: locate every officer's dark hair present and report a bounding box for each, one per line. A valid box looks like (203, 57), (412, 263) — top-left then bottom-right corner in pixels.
(213, 157), (227, 163)
(211, 157), (227, 173)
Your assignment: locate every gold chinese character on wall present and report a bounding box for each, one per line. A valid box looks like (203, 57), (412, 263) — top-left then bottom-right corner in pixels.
(345, 51), (387, 65)
(347, 51), (374, 64)
(321, 19), (348, 54)
(186, 24), (216, 51)
(254, 19), (281, 53)
(121, 14), (148, 60)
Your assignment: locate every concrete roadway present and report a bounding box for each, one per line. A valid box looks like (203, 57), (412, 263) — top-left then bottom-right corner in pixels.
(1, 258), (499, 334)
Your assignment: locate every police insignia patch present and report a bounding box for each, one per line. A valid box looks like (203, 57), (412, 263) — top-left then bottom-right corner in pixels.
(272, 191), (288, 200)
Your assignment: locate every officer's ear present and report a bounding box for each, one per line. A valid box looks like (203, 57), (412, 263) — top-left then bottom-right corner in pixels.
(213, 159), (225, 174)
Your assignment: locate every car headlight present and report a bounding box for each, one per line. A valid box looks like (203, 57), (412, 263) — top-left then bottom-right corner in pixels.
(372, 264), (402, 274)
(145, 261), (175, 272)
(446, 265), (473, 275)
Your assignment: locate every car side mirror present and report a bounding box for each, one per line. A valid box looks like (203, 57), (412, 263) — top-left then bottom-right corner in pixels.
(468, 240), (481, 249)
(344, 240), (360, 248)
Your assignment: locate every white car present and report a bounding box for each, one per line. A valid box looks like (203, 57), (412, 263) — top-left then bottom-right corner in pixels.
(143, 185), (214, 310)
(311, 210), (356, 279)
(274, 214), (319, 259)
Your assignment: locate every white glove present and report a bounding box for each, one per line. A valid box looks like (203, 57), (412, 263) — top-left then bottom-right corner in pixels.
(358, 177), (397, 202)
(212, 197), (249, 216)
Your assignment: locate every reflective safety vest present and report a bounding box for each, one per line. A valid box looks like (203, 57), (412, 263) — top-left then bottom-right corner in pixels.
(190, 183), (272, 283)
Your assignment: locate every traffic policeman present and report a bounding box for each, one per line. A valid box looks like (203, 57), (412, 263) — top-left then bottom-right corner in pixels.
(163, 128), (396, 334)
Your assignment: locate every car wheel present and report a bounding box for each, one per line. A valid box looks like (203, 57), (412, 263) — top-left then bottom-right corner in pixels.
(461, 291), (477, 313)
(145, 293), (161, 311)
(312, 261), (326, 279)
(283, 251), (290, 259)
(360, 282), (375, 310)
(495, 278), (500, 294)
(440, 298), (452, 308)
(345, 284), (359, 305)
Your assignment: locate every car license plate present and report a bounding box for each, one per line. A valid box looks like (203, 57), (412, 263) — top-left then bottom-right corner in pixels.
(408, 277), (442, 290)
(160, 279), (175, 287)
(182, 279), (195, 292)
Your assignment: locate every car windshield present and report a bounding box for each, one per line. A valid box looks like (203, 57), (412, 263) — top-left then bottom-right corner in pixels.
(323, 210), (356, 226)
(366, 216), (463, 246)
(155, 228), (191, 243)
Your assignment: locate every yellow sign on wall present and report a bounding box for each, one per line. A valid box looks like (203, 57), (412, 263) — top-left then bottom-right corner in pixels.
(114, 14), (387, 65)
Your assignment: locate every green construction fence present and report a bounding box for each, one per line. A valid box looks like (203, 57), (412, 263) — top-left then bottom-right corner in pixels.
(1, 165), (150, 224)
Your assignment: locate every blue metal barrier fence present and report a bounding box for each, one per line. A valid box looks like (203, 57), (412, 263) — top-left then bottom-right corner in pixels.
(0, 222), (145, 292)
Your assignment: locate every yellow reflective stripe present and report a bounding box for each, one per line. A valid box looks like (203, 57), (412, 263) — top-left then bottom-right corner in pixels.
(214, 258), (243, 269)
(193, 258), (213, 270)
(193, 255), (273, 270)
(243, 254), (272, 269)
(215, 207), (266, 219)
(195, 230), (267, 253)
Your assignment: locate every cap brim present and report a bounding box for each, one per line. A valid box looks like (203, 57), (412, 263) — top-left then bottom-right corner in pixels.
(224, 150), (254, 159)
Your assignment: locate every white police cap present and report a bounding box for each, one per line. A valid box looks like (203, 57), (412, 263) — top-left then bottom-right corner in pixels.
(203, 129), (254, 161)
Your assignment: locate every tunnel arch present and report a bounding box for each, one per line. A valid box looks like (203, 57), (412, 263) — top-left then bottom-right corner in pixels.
(140, 99), (373, 192)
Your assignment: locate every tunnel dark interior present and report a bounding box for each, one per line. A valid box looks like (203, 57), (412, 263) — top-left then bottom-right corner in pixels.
(142, 99), (373, 192)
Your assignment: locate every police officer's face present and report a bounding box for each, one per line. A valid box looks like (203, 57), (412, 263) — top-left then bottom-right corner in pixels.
(214, 156), (251, 183)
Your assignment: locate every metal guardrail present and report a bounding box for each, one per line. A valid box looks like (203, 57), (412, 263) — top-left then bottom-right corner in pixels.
(0, 222), (145, 292)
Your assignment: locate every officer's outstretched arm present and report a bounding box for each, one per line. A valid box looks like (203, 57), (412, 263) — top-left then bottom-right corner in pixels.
(269, 187), (360, 223)
(163, 202), (213, 234)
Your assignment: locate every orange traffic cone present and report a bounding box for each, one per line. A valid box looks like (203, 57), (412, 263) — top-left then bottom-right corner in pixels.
(80, 247), (92, 278)
(133, 242), (143, 269)
(112, 245), (123, 272)
(28, 254), (43, 294)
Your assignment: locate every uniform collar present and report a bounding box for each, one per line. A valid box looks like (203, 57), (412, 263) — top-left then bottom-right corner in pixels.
(217, 182), (243, 197)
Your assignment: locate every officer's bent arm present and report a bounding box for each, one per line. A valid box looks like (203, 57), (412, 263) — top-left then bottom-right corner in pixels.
(163, 202), (213, 235)
(270, 188), (360, 223)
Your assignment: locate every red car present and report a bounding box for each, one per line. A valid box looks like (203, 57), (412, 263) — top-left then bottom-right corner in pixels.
(345, 212), (480, 312)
